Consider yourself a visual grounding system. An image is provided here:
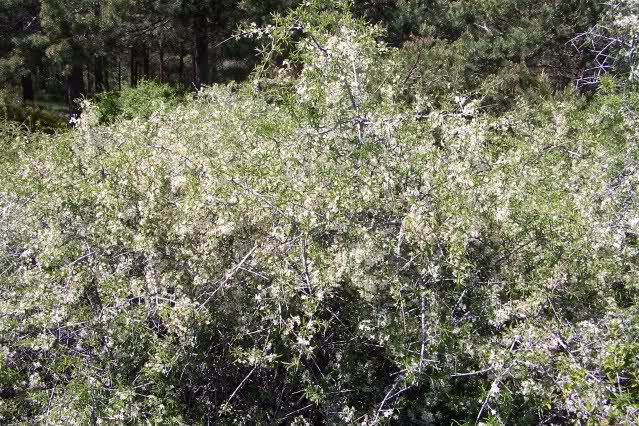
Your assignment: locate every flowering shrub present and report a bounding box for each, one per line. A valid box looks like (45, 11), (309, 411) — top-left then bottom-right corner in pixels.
(1, 2), (638, 424)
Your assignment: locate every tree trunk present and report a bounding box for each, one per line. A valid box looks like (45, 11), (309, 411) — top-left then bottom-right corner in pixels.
(191, 40), (197, 89)
(129, 47), (137, 88)
(93, 4), (103, 94)
(95, 56), (105, 93)
(118, 55), (122, 91)
(104, 57), (110, 91)
(22, 73), (34, 102)
(87, 64), (93, 96)
(179, 43), (185, 85)
(68, 62), (84, 119)
(194, 16), (209, 88)
(38, 64), (47, 91)
(159, 41), (165, 83)
(143, 44), (150, 80)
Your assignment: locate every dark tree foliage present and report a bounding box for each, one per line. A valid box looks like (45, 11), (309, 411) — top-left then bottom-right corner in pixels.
(0, 0), (297, 115)
(0, 0), (604, 116)
(0, 0), (42, 102)
(354, 0), (602, 107)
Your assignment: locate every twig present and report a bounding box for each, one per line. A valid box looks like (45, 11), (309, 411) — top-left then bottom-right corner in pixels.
(350, 58), (365, 145)
(373, 384), (413, 424)
(227, 366), (257, 402)
(66, 250), (95, 269)
(278, 403), (314, 422)
(400, 49), (423, 89)
(197, 244), (258, 309)
(301, 237), (312, 293)
(419, 292), (427, 375)
(475, 342), (518, 425)
(450, 367), (493, 378)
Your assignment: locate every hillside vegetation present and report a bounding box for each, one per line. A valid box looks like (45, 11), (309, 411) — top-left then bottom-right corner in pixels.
(1, 1), (639, 424)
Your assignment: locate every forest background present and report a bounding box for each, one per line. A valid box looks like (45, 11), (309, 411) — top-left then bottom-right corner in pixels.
(0, 0), (623, 119)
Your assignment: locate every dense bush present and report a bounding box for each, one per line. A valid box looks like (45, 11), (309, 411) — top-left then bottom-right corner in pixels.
(1, 2), (638, 424)
(94, 81), (180, 124)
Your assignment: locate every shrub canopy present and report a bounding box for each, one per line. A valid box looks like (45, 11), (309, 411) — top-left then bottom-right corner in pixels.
(1, 2), (639, 424)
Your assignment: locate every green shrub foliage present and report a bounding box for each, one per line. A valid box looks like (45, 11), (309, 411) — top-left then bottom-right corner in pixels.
(95, 81), (180, 124)
(1, 2), (638, 424)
